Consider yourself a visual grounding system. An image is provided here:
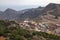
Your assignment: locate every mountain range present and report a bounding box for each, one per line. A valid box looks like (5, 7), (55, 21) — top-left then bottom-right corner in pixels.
(0, 3), (60, 21)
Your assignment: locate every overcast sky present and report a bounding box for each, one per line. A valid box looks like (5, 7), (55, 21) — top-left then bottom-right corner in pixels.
(0, 0), (60, 11)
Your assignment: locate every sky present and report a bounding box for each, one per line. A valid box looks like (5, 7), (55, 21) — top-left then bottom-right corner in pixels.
(0, 0), (60, 11)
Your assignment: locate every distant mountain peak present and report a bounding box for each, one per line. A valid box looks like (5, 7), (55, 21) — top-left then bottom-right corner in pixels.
(43, 3), (60, 11)
(47, 3), (57, 7)
(49, 3), (57, 5)
(5, 8), (13, 11)
(4, 8), (16, 13)
(47, 3), (60, 7)
(38, 6), (42, 8)
(0, 11), (3, 13)
(6, 8), (12, 10)
(49, 3), (60, 5)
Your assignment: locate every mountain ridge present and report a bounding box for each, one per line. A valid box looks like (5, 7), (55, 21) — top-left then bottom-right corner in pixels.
(0, 3), (60, 21)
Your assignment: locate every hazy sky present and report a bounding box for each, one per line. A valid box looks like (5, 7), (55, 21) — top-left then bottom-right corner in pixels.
(0, 0), (60, 11)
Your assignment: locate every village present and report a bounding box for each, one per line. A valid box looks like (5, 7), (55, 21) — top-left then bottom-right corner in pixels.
(0, 20), (60, 40)
(16, 19), (60, 35)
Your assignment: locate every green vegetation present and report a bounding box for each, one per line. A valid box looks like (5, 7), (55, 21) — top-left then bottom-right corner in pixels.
(0, 20), (60, 40)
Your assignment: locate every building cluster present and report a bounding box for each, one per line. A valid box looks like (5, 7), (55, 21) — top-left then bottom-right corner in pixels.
(19, 20), (53, 34)
(9, 20), (60, 35)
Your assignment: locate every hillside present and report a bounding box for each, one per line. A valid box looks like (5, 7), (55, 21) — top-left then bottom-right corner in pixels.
(0, 20), (60, 40)
(42, 3), (60, 17)
(19, 7), (44, 20)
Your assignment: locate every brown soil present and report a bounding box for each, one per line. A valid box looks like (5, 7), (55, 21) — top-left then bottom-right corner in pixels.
(0, 36), (6, 40)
